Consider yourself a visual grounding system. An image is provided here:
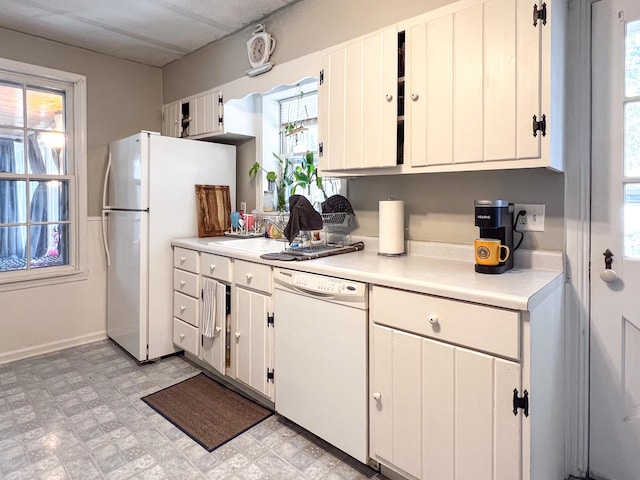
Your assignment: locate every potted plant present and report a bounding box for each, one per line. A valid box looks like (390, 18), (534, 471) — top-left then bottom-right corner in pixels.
(291, 151), (327, 200)
(249, 153), (293, 211)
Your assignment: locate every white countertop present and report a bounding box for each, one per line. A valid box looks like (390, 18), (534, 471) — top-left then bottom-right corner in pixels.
(172, 236), (564, 312)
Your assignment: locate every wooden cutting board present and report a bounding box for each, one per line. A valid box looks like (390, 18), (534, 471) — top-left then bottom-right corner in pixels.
(195, 185), (231, 237)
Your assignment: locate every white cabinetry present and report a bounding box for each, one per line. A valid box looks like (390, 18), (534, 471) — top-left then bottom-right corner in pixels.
(162, 90), (257, 143)
(172, 247), (200, 356)
(199, 252), (231, 376)
(370, 286), (524, 479)
(162, 101), (181, 138)
(318, 26), (399, 171)
(172, 248), (274, 401)
(231, 260), (274, 400)
(162, 91), (223, 138)
(405, 0), (542, 169)
(318, 0), (563, 176)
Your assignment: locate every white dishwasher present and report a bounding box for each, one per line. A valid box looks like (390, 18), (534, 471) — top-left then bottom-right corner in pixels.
(273, 268), (368, 463)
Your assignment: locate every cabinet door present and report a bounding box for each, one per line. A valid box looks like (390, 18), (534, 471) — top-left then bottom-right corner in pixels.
(422, 338), (522, 480)
(162, 101), (180, 137)
(371, 325), (422, 479)
(201, 281), (228, 375)
(319, 27), (398, 172)
(371, 324), (522, 479)
(406, 0), (542, 168)
(233, 287), (273, 398)
(194, 91), (223, 136)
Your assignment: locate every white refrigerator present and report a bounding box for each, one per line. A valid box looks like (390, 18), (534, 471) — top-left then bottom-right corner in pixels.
(102, 131), (235, 362)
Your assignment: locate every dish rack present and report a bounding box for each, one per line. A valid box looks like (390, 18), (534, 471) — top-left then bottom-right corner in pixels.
(285, 212), (354, 254)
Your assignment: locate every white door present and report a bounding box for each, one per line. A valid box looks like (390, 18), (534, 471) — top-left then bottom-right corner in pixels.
(591, 1), (640, 478)
(107, 133), (148, 210)
(233, 287), (271, 398)
(371, 324), (521, 480)
(106, 210), (148, 362)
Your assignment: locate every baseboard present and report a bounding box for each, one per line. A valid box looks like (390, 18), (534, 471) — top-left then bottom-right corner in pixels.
(0, 331), (108, 365)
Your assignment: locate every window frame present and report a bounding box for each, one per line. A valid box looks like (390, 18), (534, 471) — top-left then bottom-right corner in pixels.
(0, 58), (87, 291)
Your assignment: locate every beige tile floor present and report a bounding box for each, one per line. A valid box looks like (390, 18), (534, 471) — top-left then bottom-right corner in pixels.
(0, 340), (387, 480)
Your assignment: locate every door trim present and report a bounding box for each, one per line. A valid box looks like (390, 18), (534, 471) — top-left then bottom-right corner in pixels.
(564, 0), (594, 476)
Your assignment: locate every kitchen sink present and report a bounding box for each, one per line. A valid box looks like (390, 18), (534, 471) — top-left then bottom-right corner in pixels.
(208, 237), (286, 253)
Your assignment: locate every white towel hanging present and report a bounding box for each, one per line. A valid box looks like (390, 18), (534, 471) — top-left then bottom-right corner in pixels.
(201, 278), (217, 338)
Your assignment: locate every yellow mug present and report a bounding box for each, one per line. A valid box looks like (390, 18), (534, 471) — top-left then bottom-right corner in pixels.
(474, 238), (510, 266)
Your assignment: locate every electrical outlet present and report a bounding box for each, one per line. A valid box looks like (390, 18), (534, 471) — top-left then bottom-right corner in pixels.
(514, 204), (545, 232)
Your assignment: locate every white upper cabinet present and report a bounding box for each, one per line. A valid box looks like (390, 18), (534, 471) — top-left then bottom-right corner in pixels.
(406, 0), (542, 168)
(162, 91), (224, 139)
(318, 26), (399, 172)
(162, 101), (181, 138)
(318, 0), (563, 175)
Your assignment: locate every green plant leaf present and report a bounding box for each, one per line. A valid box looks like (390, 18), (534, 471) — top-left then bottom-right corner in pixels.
(248, 161), (260, 177)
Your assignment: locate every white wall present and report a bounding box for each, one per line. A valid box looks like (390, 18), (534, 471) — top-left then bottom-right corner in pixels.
(0, 28), (162, 361)
(0, 218), (107, 364)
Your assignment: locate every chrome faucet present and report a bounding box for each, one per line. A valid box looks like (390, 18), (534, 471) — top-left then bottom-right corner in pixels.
(263, 214), (287, 239)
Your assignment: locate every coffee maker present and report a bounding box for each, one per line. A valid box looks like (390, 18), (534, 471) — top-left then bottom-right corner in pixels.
(474, 200), (514, 274)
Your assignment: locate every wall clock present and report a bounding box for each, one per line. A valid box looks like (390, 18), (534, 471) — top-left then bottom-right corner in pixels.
(246, 24), (276, 77)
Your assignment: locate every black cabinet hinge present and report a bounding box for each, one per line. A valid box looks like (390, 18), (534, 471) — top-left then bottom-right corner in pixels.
(513, 388), (529, 417)
(533, 3), (547, 27)
(319, 142), (324, 157)
(320, 69), (324, 85)
(218, 93), (223, 105)
(267, 368), (275, 382)
(532, 114), (546, 137)
(218, 115), (223, 125)
(267, 313), (274, 327)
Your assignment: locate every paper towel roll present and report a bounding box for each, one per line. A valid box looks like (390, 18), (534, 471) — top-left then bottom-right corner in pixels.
(378, 200), (405, 255)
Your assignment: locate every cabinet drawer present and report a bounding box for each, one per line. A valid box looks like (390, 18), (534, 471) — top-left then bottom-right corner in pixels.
(173, 318), (199, 356)
(233, 260), (272, 294)
(173, 269), (199, 298)
(173, 291), (199, 327)
(200, 252), (231, 282)
(173, 247), (198, 273)
(370, 286), (520, 360)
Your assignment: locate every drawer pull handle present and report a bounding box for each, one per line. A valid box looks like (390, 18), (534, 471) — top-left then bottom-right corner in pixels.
(179, 333), (185, 340)
(180, 256), (186, 264)
(428, 315), (439, 326)
(180, 305), (186, 313)
(179, 280), (186, 287)
(246, 273), (253, 282)
(209, 264), (216, 271)
(235, 332), (241, 339)
(372, 392), (382, 401)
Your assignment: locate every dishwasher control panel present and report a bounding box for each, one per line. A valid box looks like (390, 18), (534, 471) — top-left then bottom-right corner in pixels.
(292, 272), (360, 295)
(273, 268), (367, 307)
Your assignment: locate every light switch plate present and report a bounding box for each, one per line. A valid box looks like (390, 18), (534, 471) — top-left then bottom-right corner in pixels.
(514, 204), (545, 231)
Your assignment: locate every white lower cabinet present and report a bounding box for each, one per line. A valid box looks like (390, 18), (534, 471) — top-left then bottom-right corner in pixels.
(172, 249), (274, 401)
(172, 247), (200, 356)
(370, 285), (524, 480)
(232, 286), (273, 399)
(231, 259), (274, 399)
(371, 325), (521, 480)
(199, 253), (231, 376)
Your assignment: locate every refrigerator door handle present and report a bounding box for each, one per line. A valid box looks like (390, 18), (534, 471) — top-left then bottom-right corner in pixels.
(102, 152), (112, 210)
(101, 210), (111, 267)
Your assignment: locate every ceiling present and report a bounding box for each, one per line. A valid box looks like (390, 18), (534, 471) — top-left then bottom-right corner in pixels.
(0, 0), (300, 67)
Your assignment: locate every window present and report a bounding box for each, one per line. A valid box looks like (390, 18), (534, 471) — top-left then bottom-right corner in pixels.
(0, 58), (86, 286)
(625, 20), (640, 258)
(276, 89), (343, 209)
